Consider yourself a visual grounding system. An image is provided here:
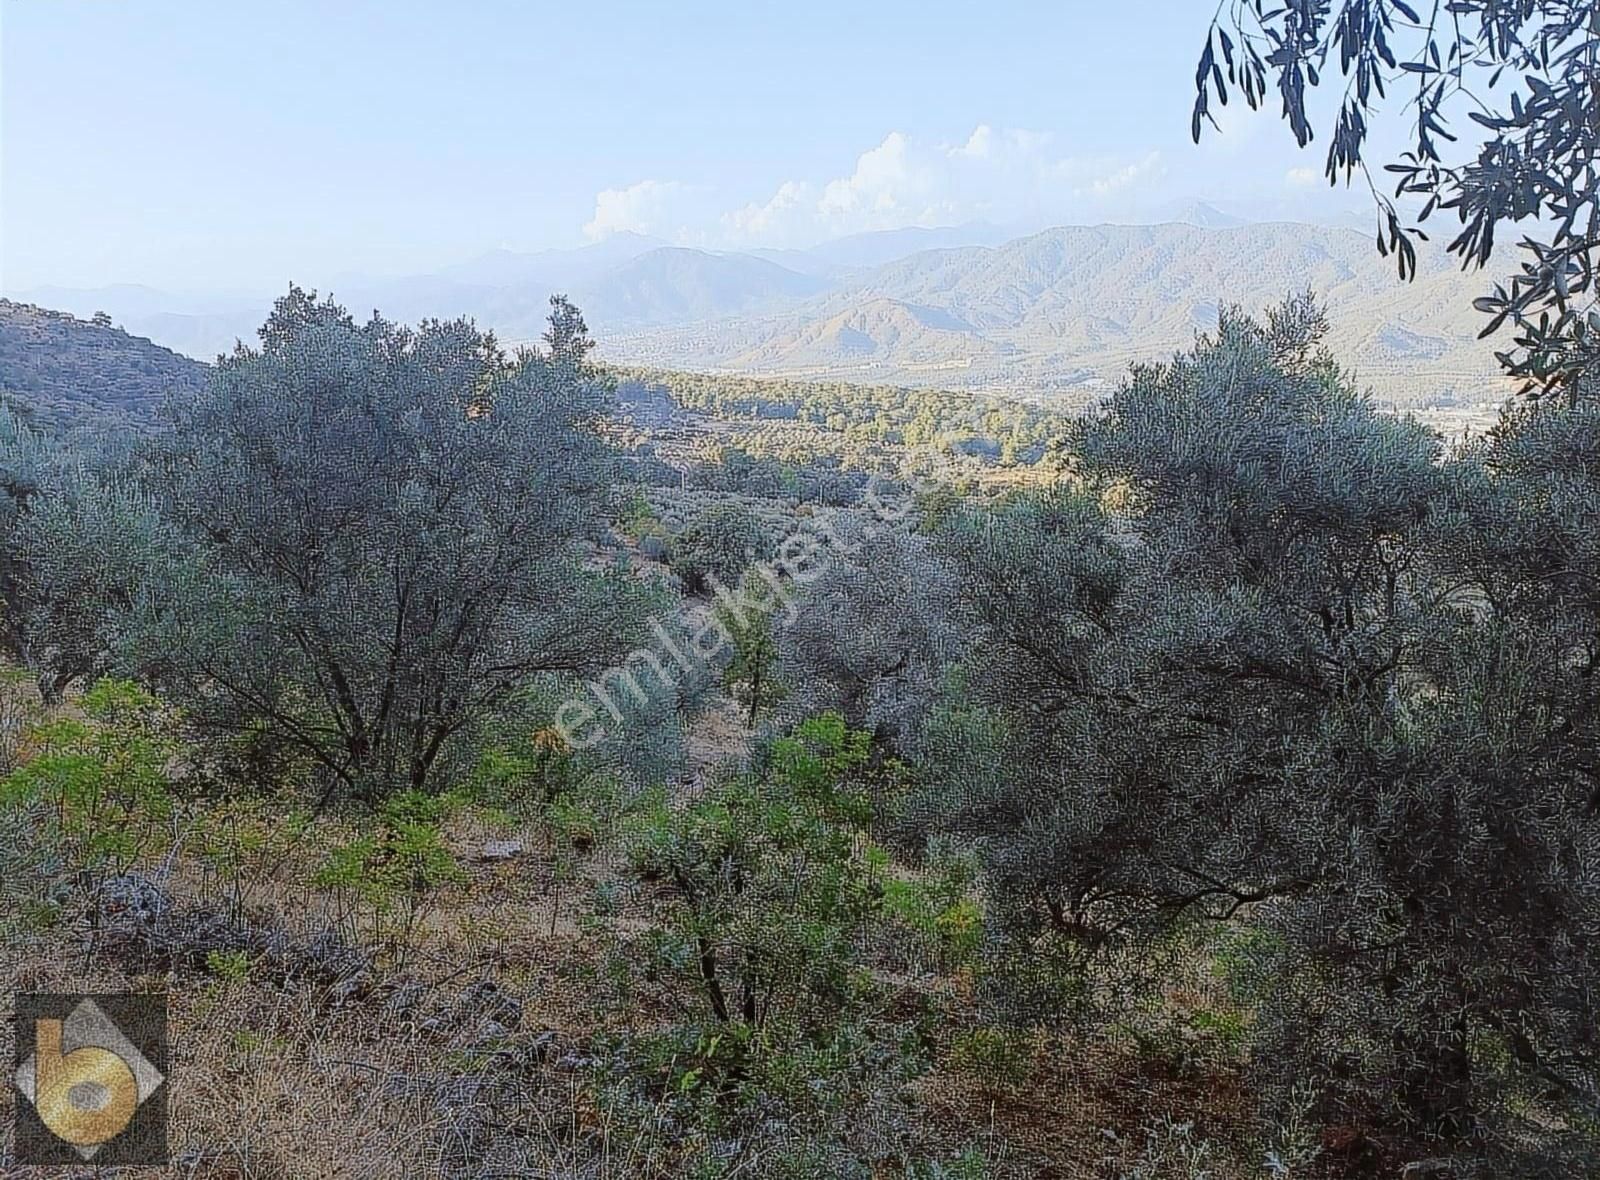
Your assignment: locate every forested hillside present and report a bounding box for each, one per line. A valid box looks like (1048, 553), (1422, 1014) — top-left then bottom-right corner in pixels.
(2, 288), (1597, 1177)
(0, 300), (207, 427)
(615, 366), (1072, 455)
(606, 223), (1504, 402)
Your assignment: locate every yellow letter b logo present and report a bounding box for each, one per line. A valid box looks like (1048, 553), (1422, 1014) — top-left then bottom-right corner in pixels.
(13, 994), (167, 1163)
(33, 1017), (142, 1147)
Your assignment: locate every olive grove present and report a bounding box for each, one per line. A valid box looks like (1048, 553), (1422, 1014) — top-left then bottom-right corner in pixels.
(837, 298), (1600, 1173)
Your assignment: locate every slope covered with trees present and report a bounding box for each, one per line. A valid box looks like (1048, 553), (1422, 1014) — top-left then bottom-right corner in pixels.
(905, 298), (1600, 1174)
(0, 299), (207, 427)
(1, 287), (1595, 1177)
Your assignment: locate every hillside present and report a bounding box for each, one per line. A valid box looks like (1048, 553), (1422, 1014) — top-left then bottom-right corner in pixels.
(730, 296), (1013, 372)
(0, 300), (207, 426)
(570, 247), (828, 327)
(604, 222), (1508, 404)
(12, 221), (1511, 408)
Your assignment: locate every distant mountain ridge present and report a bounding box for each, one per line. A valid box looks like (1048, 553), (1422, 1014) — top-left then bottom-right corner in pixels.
(799, 222), (1013, 269)
(571, 248), (830, 326)
(1164, 201), (1244, 229)
(430, 231), (664, 289)
(606, 222), (1505, 403)
(13, 216), (1506, 404)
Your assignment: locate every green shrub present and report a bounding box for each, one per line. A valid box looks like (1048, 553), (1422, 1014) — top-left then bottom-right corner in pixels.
(606, 714), (928, 1162)
(947, 1026), (1033, 1094)
(669, 501), (773, 593)
(205, 947), (252, 983)
(628, 714), (879, 1031)
(881, 837), (983, 971)
(0, 678), (180, 885)
(716, 577), (786, 725)
(312, 789), (465, 958)
(191, 796), (312, 921)
(616, 489), (661, 542)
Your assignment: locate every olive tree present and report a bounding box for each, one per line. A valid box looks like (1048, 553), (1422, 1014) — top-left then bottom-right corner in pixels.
(669, 500), (773, 594)
(0, 409), (171, 704)
(136, 289), (652, 802)
(777, 523), (965, 752)
(926, 299), (1600, 1169)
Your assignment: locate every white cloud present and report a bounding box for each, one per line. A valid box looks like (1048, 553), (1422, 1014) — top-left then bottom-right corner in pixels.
(1285, 166), (1320, 187)
(712, 126), (1166, 249)
(818, 131), (920, 219)
(583, 179), (697, 241)
(1082, 151), (1165, 197)
(723, 179), (814, 242)
(952, 124), (995, 159)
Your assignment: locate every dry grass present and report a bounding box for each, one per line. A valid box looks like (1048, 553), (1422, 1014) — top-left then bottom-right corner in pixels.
(0, 681), (1275, 1180)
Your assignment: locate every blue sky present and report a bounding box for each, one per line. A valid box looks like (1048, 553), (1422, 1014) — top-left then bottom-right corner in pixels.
(1, 0), (1379, 292)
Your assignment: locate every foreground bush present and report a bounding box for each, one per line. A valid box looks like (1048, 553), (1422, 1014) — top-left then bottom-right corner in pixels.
(669, 500), (773, 594)
(612, 714), (931, 1168)
(918, 299), (1600, 1173)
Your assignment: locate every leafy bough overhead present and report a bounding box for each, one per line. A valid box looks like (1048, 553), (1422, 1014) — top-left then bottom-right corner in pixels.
(1193, 1), (1600, 401)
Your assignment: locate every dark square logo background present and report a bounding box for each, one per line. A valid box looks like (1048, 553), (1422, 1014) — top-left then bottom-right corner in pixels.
(13, 993), (169, 1165)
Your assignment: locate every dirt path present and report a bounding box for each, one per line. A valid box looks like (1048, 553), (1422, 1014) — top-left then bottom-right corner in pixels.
(684, 693), (751, 781)
(675, 597), (756, 789)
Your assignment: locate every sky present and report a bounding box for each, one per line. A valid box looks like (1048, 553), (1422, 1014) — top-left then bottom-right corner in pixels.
(1, 0), (1384, 294)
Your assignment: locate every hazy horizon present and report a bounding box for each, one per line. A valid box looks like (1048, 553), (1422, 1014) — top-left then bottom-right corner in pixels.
(5, 204), (1379, 304)
(1, 0), (1390, 295)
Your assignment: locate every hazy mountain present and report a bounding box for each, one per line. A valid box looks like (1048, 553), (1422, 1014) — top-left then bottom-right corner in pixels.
(570, 248), (829, 328)
(428, 232), (665, 289)
(0, 300), (208, 426)
(1145, 198), (1384, 234)
(110, 309), (268, 361)
(13, 220), (1507, 406)
(331, 247), (831, 341)
(1165, 201), (1244, 229)
(745, 247), (861, 280)
(728, 297), (1010, 373)
(27, 238), (823, 356)
(801, 223), (1012, 270)
(603, 222), (1507, 403)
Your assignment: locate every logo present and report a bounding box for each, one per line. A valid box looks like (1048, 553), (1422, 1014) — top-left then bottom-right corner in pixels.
(13, 994), (167, 1164)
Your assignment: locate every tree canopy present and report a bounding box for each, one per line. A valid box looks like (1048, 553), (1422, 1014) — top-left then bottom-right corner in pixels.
(135, 289), (652, 802)
(862, 299), (1600, 1171)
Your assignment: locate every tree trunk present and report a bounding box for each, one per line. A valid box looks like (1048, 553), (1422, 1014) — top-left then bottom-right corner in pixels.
(39, 666), (76, 708)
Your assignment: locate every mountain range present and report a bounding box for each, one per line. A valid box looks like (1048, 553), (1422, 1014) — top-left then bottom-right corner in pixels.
(11, 211), (1505, 406)
(621, 221), (1501, 403)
